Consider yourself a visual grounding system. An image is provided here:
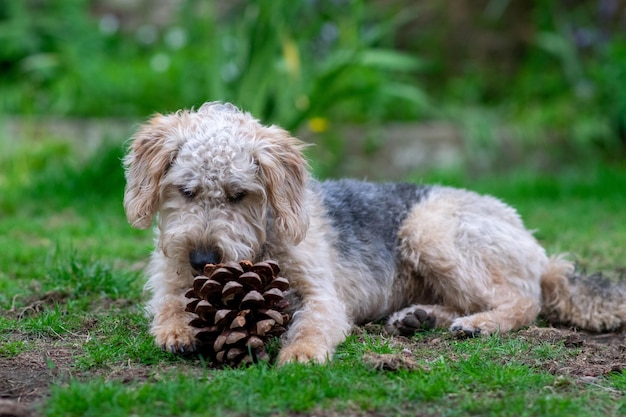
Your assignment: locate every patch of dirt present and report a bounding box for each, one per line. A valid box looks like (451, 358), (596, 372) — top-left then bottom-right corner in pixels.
(356, 323), (626, 381)
(0, 345), (77, 417)
(0, 348), (71, 402)
(362, 350), (425, 372)
(0, 399), (35, 417)
(4, 290), (137, 321)
(7, 291), (69, 320)
(0, 337), (209, 417)
(516, 326), (626, 378)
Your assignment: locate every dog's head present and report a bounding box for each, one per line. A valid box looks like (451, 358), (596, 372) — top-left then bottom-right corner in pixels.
(123, 102), (310, 270)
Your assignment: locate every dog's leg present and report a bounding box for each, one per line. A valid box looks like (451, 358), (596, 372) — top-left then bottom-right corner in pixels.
(386, 297), (540, 338)
(448, 297), (540, 337)
(277, 262), (352, 365)
(145, 254), (198, 353)
(148, 290), (197, 353)
(396, 188), (544, 338)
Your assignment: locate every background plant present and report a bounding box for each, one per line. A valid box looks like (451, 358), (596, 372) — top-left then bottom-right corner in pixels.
(2, 1), (624, 169)
(0, 0), (427, 131)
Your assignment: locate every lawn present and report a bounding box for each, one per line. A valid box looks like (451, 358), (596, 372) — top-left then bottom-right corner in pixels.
(1, 135), (625, 417)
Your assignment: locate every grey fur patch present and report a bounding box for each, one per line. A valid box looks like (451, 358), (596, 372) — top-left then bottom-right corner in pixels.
(319, 179), (432, 270)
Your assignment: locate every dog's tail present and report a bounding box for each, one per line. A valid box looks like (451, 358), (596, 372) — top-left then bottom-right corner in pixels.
(540, 255), (626, 331)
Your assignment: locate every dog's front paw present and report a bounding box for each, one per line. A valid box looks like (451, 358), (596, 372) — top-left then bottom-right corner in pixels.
(276, 343), (330, 365)
(152, 324), (197, 354)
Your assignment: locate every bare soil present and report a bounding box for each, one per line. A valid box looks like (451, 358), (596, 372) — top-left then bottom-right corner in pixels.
(1, 321), (624, 417)
(359, 323), (626, 377)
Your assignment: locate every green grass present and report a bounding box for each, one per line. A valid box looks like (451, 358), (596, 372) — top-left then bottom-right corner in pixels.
(76, 311), (173, 369)
(1, 136), (625, 416)
(43, 339), (625, 417)
(0, 339), (29, 358)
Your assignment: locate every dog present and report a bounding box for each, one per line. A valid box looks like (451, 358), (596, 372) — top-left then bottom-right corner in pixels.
(123, 101), (626, 364)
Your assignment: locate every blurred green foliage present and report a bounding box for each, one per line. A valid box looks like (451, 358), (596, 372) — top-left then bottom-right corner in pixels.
(0, 0), (426, 131)
(466, 0), (626, 155)
(532, 2), (625, 139)
(1, 0), (624, 160)
(413, 0), (626, 168)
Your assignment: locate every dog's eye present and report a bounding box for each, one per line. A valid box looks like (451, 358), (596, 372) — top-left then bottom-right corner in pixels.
(179, 187), (197, 199)
(227, 190), (248, 203)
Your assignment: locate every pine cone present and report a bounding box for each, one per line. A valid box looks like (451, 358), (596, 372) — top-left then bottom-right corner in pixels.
(184, 260), (290, 367)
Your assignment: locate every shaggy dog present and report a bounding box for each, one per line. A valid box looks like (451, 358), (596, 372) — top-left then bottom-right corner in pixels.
(123, 102), (625, 364)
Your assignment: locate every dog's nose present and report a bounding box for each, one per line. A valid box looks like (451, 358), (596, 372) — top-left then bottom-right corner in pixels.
(189, 250), (221, 271)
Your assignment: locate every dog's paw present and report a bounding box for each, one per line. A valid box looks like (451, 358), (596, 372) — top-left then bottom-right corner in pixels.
(152, 325), (197, 354)
(386, 308), (436, 336)
(276, 343), (330, 365)
(450, 318), (482, 339)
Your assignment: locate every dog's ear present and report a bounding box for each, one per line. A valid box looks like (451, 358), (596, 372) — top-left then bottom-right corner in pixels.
(123, 114), (181, 229)
(255, 126), (311, 244)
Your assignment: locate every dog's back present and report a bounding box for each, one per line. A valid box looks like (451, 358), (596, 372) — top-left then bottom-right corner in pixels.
(315, 179), (434, 320)
(320, 179), (432, 262)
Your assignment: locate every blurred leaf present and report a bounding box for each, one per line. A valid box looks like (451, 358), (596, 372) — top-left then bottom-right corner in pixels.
(382, 83), (430, 109)
(359, 49), (425, 72)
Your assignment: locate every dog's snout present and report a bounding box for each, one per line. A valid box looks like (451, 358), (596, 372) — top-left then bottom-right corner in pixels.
(189, 249), (221, 271)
